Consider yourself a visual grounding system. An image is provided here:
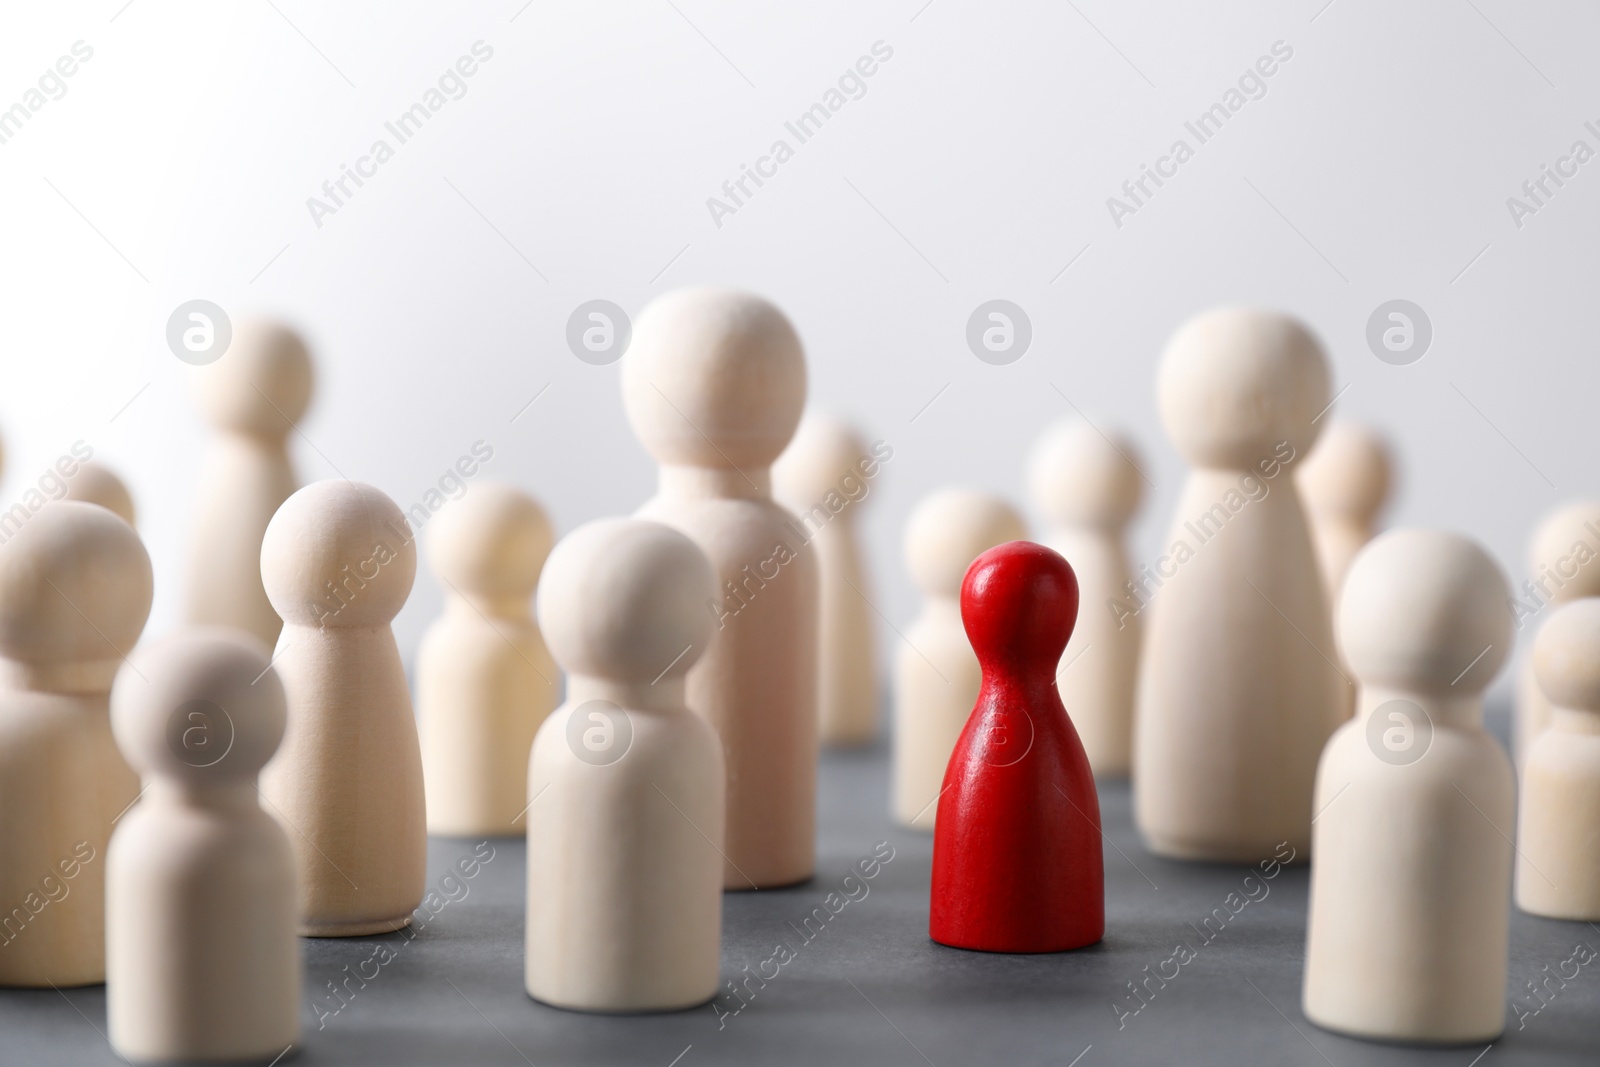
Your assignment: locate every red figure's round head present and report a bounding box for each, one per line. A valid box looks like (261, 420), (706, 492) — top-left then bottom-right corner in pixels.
(960, 540), (1079, 676)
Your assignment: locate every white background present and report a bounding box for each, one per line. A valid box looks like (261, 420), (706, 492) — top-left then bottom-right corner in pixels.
(2, 1), (1595, 702)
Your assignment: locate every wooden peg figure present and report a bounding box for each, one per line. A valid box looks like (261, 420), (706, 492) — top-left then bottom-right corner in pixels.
(107, 629), (299, 1063)
(419, 482), (559, 835)
(63, 459), (138, 528)
(623, 286), (817, 889)
(1516, 596), (1600, 920)
(893, 488), (1026, 828)
(1028, 418), (1145, 776)
(0, 501), (151, 987)
(1136, 308), (1343, 861)
(929, 540), (1103, 953)
(188, 318), (313, 648)
(527, 518), (724, 1011)
(773, 415), (883, 746)
(1303, 529), (1514, 1043)
(1515, 500), (1600, 761)
(258, 480), (425, 936)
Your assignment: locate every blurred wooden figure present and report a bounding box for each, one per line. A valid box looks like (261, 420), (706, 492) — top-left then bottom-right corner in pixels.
(1516, 597), (1600, 920)
(0, 501), (150, 986)
(1028, 419), (1145, 776)
(259, 480), (425, 935)
(773, 415), (884, 746)
(893, 488), (1025, 829)
(188, 318), (313, 648)
(623, 287), (817, 889)
(526, 518), (723, 1011)
(1514, 500), (1600, 761)
(419, 482), (559, 836)
(63, 458), (137, 528)
(1303, 529), (1513, 1043)
(108, 629), (299, 1063)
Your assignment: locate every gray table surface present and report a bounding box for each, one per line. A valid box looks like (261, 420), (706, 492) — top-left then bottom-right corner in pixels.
(5, 705), (1597, 1067)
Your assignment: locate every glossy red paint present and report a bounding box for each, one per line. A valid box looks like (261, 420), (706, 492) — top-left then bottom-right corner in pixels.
(929, 540), (1105, 953)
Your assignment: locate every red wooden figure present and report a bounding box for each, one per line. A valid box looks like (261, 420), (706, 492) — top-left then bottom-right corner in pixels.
(929, 540), (1104, 952)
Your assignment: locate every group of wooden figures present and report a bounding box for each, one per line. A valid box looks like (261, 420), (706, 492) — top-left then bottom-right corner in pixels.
(0, 290), (1595, 1062)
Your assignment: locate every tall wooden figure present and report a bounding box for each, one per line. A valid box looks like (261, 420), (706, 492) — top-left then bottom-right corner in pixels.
(108, 629), (299, 1063)
(0, 502), (151, 986)
(930, 541), (1102, 952)
(622, 286), (817, 889)
(1516, 597), (1600, 920)
(1515, 500), (1600, 761)
(1303, 529), (1513, 1043)
(259, 480), (425, 935)
(1135, 308), (1343, 861)
(773, 416), (881, 746)
(419, 482), (559, 836)
(527, 518), (724, 1011)
(1028, 418), (1145, 777)
(189, 318), (313, 648)
(893, 488), (1026, 828)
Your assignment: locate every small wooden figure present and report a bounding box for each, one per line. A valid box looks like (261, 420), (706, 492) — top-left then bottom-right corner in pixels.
(1303, 529), (1513, 1043)
(773, 415), (882, 746)
(1028, 418), (1145, 776)
(929, 540), (1103, 953)
(107, 628), (299, 1063)
(419, 482), (559, 836)
(63, 459), (138, 528)
(1516, 596), (1600, 920)
(258, 480), (425, 936)
(1515, 500), (1600, 761)
(624, 286), (817, 889)
(527, 518), (724, 1011)
(188, 317), (313, 648)
(892, 488), (1026, 829)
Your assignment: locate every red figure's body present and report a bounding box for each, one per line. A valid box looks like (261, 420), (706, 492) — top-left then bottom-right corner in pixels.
(929, 540), (1104, 952)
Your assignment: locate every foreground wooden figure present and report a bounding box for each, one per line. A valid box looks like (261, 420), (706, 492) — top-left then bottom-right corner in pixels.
(1303, 529), (1513, 1044)
(108, 629), (299, 1064)
(259, 480), (425, 936)
(623, 286), (817, 889)
(1028, 418), (1145, 777)
(0, 502), (151, 986)
(930, 541), (1103, 953)
(892, 488), (1026, 829)
(526, 518), (724, 1011)
(419, 482), (559, 836)
(1516, 596), (1600, 921)
(1135, 307), (1343, 862)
